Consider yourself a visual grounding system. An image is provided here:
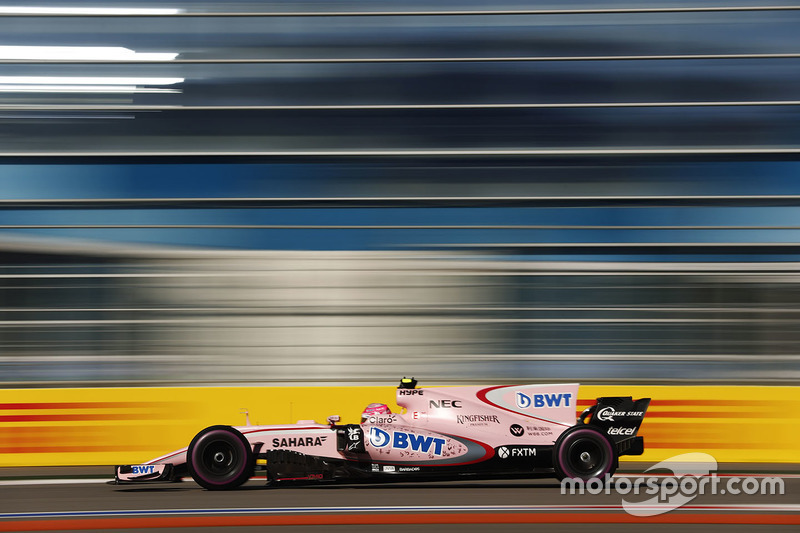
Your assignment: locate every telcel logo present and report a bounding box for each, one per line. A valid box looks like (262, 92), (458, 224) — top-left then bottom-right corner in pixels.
(369, 427), (446, 455)
(132, 465), (155, 475)
(608, 427), (636, 436)
(516, 392), (573, 409)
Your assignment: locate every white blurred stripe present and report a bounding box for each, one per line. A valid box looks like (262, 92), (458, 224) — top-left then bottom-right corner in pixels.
(0, 46), (176, 61)
(0, 77), (183, 85)
(1, 6), (798, 16)
(0, 7), (181, 15)
(0, 85), (179, 94)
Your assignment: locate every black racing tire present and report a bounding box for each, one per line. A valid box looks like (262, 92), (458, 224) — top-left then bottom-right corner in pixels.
(187, 425), (254, 490)
(553, 426), (616, 482)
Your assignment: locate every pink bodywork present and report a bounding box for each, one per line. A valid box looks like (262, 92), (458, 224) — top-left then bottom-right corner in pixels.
(137, 383), (580, 472)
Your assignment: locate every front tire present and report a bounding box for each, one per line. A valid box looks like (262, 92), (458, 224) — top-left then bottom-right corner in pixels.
(187, 425), (254, 490)
(553, 426), (616, 482)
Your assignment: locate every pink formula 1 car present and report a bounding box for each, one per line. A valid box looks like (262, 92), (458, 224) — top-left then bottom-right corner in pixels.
(115, 378), (650, 490)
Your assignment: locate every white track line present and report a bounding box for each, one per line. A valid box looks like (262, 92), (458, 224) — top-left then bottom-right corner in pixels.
(0, 478), (112, 486)
(3, 503), (800, 520)
(2, 472), (799, 486)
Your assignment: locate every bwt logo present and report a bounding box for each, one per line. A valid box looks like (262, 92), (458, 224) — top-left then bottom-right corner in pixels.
(369, 427), (446, 455)
(516, 392), (573, 409)
(132, 465), (155, 474)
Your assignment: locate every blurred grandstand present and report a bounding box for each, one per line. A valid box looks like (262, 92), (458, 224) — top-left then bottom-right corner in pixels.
(0, 1), (799, 385)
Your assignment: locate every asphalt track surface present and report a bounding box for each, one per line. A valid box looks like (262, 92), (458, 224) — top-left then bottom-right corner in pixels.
(1, 466), (798, 532)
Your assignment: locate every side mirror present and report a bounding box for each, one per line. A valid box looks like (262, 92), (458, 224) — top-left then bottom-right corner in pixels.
(327, 415), (341, 425)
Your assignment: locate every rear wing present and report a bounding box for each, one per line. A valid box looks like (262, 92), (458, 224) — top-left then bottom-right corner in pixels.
(580, 396), (651, 456)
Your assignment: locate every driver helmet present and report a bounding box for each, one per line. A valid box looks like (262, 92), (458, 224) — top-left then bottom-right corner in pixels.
(361, 402), (392, 421)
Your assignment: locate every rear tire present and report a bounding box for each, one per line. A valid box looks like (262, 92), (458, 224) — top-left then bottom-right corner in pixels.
(187, 425), (254, 490)
(553, 427), (616, 482)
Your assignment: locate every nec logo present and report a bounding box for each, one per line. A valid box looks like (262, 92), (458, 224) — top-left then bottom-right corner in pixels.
(132, 465), (155, 474)
(429, 399), (462, 408)
(516, 392), (572, 409)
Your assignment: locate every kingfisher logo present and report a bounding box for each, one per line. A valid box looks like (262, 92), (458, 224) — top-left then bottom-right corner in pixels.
(369, 427), (446, 455)
(516, 391), (572, 409)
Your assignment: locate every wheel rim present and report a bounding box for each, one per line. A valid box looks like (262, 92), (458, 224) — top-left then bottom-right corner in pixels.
(566, 437), (605, 477)
(201, 439), (239, 477)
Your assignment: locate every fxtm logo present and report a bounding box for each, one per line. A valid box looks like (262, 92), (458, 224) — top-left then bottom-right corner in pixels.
(369, 427), (446, 455)
(497, 446), (536, 459)
(516, 392), (572, 409)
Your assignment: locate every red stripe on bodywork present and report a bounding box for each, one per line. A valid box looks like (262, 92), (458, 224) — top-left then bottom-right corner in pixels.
(476, 386), (572, 427)
(438, 434), (496, 466)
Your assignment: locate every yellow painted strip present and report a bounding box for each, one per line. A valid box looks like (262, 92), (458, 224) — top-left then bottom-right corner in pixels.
(580, 385), (800, 463)
(0, 385), (797, 466)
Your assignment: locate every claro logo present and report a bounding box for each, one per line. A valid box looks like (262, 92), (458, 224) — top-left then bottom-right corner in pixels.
(369, 427), (446, 455)
(516, 391), (573, 409)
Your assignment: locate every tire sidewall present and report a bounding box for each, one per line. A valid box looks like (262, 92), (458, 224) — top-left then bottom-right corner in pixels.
(553, 426), (615, 481)
(187, 425), (253, 490)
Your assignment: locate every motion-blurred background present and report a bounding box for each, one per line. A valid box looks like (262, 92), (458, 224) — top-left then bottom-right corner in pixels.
(2, 0), (800, 387)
